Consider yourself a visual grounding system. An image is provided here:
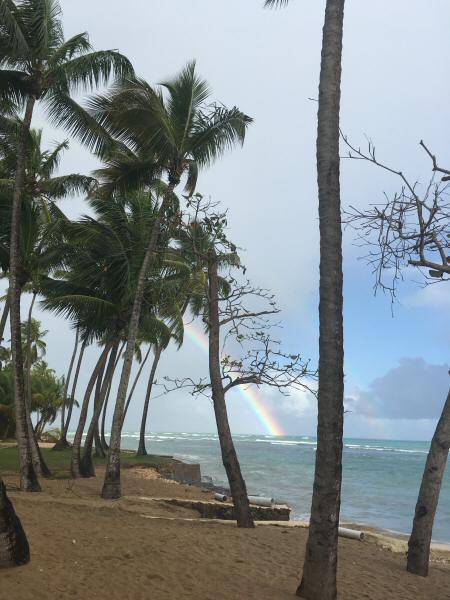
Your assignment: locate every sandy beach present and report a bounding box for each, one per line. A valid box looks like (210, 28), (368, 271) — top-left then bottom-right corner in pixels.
(2, 466), (449, 600)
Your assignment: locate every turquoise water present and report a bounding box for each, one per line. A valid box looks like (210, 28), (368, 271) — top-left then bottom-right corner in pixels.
(120, 432), (450, 542)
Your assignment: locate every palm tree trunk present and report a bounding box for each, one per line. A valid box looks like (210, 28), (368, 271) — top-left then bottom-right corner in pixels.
(207, 251), (254, 528)
(25, 292), (37, 412)
(10, 96), (40, 492)
(81, 342), (119, 477)
(23, 292), (51, 478)
(71, 345), (110, 478)
(102, 186), (175, 499)
(100, 380), (112, 452)
(0, 289), (10, 345)
(407, 387), (450, 576)
(136, 347), (162, 456)
(0, 478), (30, 568)
(55, 328), (79, 450)
(298, 2), (345, 598)
(94, 424), (104, 457)
(100, 340), (125, 452)
(26, 407), (52, 478)
(122, 345), (152, 428)
(54, 338), (87, 451)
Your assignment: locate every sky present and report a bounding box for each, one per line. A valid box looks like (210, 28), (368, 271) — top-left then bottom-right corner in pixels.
(5, 0), (449, 441)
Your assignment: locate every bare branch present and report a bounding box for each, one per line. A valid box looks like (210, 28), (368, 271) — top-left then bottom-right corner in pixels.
(343, 134), (450, 299)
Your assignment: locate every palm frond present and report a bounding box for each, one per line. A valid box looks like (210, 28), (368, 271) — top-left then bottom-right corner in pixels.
(94, 150), (161, 194)
(48, 31), (92, 65)
(20, 0), (63, 55)
(264, 0), (290, 7)
(43, 90), (115, 156)
(41, 173), (97, 199)
(51, 50), (134, 94)
(40, 138), (68, 177)
(0, 0), (30, 56)
(161, 61), (210, 153)
(0, 68), (29, 108)
(190, 105), (253, 168)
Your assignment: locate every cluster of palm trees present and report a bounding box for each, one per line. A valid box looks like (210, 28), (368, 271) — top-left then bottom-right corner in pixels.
(0, 1), (444, 599)
(0, 0), (260, 572)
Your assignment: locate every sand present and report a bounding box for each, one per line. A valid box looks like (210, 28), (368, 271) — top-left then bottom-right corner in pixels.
(1, 468), (449, 600)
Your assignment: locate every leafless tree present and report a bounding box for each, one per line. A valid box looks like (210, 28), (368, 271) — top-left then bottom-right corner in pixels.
(343, 135), (449, 300)
(164, 202), (315, 527)
(165, 268), (315, 528)
(344, 135), (450, 577)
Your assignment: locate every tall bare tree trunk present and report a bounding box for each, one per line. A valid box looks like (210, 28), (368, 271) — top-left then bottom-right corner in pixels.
(207, 251), (254, 528)
(71, 345), (110, 478)
(10, 96), (40, 492)
(0, 289), (10, 345)
(122, 345), (151, 428)
(407, 387), (450, 576)
(136, 347), (162, 456)
(298, 2), (345, 598)
(0, 478), (29, 568)
(81, 342), (119, 477)
(102, 186), (175, 499)
(54, 338), (86, 450)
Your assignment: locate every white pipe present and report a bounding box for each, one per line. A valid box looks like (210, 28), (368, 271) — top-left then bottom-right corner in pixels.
(214, 493), (228, 502)
(338, 527), (364, 541)
(248, 496), (274, 508)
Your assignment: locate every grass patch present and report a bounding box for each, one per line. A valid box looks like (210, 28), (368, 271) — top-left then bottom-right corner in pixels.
(0, 445), (175, 477)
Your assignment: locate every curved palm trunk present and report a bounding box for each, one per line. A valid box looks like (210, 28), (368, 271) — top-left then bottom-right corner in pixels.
(136, 347), (162, 456)
(10, 96), (40, 492)
(298, 2), (345, 598)
(81, 342), (119, 477)
(26, 403), (52, 478)
(0, 478), (30, 568)
(0, 289), (10, 346)
(100, 340), (125, 452)
(56, 329), (79, 450)
(100, 380), (112, 452)
(53, 339), (86, 451)
(122, 345), (152, 428)
(407, 387), (450, 576)
(71, 345), (110, 478)
(102, 187), (175, 499)
(94, 425), (105, 458)
(208, 251), (254, 528)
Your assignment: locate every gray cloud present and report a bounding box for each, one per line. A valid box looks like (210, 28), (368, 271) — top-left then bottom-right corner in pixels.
(348, 358), (449, 420)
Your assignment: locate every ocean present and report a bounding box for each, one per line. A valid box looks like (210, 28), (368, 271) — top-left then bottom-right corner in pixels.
(119, 432), (450, 542)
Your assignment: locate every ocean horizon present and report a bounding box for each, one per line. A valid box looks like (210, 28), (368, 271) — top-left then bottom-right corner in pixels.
(106, 431), (450, 543)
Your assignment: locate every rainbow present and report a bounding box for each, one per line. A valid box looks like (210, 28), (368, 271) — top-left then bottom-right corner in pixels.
(185, 323), (284, 436)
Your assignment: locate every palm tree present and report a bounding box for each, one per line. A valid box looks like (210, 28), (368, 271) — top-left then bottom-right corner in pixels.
(87, 61), (252, 499)
(41, 189), (184, 477)
(266, 1), (346, 598)
(0, 0), (133, 491)
(0, 127), (93, 477)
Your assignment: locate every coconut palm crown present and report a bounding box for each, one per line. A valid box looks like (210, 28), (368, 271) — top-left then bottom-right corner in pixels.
(90, 61), (252, 193)
(0, 0), (134, 152)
